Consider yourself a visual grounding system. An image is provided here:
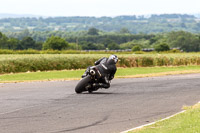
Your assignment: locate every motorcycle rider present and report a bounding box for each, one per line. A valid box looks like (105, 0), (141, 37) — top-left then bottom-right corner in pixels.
(82, 55), (118, 89)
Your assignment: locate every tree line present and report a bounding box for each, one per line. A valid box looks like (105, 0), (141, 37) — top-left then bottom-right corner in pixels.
(1, 14), (200, 33)
(1, 29), (200, 52)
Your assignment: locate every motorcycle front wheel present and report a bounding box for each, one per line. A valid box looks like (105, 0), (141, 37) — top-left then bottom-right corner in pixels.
(75, 75), (92, 93)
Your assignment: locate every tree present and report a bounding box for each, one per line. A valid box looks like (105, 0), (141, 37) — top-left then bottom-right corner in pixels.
(108, 42), (120, 50)
(67, 43), (82, 50)
(132, 45), (141, 51)
(167, 31), (200, 52)
(34, 42), (43, 50)
(18, 29), (30, 40)
(87, 27), (99, 35)
(154, 42), (170, 52)
(149, 35), (162, 45)
(103, 38), (115, 47)
(0, 32), (9, 49)
(81, 42), (98, 50)
(43, 36), (68, 50)
(95, 43), (105, 50)
(119, 28), (130, 34)
(7, 38), (19, 50)
(20, 37), (36, 50)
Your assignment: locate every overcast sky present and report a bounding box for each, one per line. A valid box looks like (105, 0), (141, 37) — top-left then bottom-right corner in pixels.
(0, 0), (200, 17)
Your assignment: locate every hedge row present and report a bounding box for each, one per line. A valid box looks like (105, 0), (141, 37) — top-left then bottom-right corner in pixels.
(1, 54), (200, 74)
(0, 56), (98, 74)
(0, 49), (132, 54)
(118, 56), (200, 67)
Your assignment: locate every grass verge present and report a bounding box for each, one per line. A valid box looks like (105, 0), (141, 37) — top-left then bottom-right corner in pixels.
(0, 65), (200, 83)
(128, 102), (200, 133)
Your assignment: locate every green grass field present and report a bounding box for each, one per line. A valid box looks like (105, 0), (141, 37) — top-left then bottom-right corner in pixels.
(1, 65), (200, 82)
(129, 103), (200, 133)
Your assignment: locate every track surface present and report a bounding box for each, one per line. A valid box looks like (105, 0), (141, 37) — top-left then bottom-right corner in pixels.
(1, 74), (200, 133)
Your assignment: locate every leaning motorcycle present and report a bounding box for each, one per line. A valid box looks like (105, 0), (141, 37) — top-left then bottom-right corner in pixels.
(75, 66), (108, 93)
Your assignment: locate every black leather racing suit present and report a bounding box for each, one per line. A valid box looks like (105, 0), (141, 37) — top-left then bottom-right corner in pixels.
(83, 57), (117, 89)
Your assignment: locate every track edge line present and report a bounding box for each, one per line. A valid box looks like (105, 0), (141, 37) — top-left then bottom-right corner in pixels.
(120, 110), (186, 133)
(121, 101), (200, 133)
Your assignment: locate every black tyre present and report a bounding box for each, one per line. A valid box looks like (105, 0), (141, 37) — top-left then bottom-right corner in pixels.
(75, 75), (91, 93)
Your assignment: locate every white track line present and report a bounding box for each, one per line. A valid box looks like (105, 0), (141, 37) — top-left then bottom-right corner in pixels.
(121, 101), (200, 133)
(121, 110), (186, 133)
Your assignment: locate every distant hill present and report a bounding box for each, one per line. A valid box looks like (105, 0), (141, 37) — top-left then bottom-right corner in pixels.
(0, 13), (200, 33)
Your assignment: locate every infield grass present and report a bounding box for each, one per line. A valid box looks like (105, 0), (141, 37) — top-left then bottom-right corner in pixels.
(0, 65), (200, 83)
(128, 103), (200, 133)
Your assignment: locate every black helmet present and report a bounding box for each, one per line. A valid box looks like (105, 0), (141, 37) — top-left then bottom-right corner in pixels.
(107, 55), (118, 64)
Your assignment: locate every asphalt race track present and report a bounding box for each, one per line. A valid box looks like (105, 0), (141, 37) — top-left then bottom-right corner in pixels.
(1, 73), (200, 133)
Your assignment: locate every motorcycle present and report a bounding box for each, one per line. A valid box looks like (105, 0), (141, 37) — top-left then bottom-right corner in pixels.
(75, 66), (109, 93)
